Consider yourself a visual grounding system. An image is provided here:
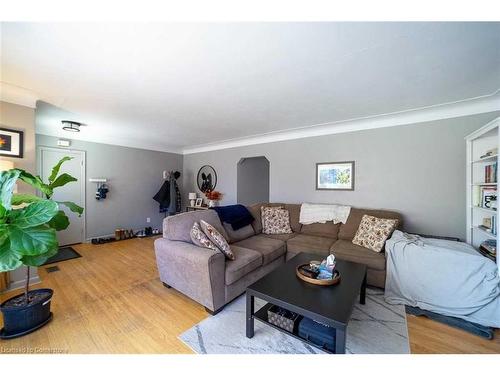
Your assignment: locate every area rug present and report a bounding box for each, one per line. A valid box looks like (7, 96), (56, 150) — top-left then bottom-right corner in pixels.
(179, 287), (410, 354)
(42, 247), (81, 266)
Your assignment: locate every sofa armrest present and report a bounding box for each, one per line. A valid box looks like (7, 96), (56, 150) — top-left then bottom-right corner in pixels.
(154, 238), (226, 311)
(408, 232), (461, 242)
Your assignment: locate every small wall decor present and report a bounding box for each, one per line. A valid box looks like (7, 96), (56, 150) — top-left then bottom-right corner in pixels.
(89, 178), (109, 200)
(316, 161), (355, 190)
(0, 127), (24, 158)
(197, 165), (217, 193)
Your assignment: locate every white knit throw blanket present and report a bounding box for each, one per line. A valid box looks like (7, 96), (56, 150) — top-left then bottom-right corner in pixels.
(299, 203), (351, 225)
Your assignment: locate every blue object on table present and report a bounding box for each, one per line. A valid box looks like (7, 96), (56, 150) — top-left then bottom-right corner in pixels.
(211, 204), (255, 230)
(298, 316), (336, 352)
(317, 263), (335, 279)
(317, 270), (333, 280)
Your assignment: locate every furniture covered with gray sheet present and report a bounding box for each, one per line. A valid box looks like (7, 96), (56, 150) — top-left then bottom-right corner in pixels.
(385, 230), (500, 328)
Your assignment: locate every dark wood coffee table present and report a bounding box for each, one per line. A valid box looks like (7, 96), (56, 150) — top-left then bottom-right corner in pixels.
(246, 252), (367, 354)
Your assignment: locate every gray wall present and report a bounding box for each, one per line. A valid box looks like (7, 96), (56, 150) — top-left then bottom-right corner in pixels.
(0, 101), (36, 194)
(184, 112), (500, 240)
(237, 156), (270, 205)
(1, 101), (39, 290)
(36, 135), (183, 239)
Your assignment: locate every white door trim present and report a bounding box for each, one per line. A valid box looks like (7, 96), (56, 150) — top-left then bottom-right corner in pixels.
(37, 146), (86, 244)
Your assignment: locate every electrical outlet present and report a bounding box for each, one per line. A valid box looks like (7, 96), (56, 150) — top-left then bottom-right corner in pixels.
(146, 217), (151, 223)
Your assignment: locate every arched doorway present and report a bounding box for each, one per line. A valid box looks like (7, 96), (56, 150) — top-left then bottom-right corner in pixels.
(237, 156), (270, 205)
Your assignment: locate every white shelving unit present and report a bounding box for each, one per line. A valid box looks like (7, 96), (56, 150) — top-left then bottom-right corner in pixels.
(465, 117), (500, 271)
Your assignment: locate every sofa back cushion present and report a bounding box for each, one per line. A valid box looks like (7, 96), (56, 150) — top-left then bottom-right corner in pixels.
(223, 223), (255, 243)
(164, 209), (229, 242)
(248, 203), (302, 234)
(338, 208), (403, 241)
(284, 204), (302, 233)
(300, 222), (341, 239)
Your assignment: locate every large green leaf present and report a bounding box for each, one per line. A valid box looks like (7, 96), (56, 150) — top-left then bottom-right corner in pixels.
(57, 201), (84, 216)
(16, 170), (53, 197)
(48, 156), (73, 184)
(8, 200), (58, 228)
(21, 246), (58, 267)
(48, 210), (70, 231)
(8, 224), (58, 256)
(0, 169), (21, 212)
(11, 193), (42, 206)
(50, 173), (77, 189)
(0, 237), (22, 272)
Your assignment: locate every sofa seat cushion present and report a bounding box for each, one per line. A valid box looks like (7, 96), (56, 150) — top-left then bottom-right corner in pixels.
(225, 246), (263, 285)
(286, 234), (335, 256)
(261, 232), (298, 241)
(234, 234), (286, 266)
(330, 240), (386, 271)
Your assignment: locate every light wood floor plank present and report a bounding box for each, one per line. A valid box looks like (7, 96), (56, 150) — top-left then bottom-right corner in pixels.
(1, 237), (498, 354)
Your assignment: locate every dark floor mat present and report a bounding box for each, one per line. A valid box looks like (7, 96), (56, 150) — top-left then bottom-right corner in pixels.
(405, 305), (494, 339)
(42, 247), (82, 266)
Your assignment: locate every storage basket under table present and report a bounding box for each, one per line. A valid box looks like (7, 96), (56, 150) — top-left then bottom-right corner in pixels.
(267, 305), (302, 333)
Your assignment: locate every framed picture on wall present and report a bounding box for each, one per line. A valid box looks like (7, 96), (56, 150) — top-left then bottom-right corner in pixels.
(0, 127), (24, 158)
(316, 161), (355, 190)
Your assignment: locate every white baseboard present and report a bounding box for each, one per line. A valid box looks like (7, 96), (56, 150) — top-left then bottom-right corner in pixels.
(85, 227), (160, 242)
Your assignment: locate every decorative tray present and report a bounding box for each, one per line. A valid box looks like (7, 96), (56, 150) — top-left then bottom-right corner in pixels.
(296, 264), (341, 286)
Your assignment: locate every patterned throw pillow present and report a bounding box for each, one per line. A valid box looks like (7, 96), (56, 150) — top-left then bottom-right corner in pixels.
(200, 220), (235, 260)
(352, 214), (399, 252)
(261, 206), (293, 235)
(190, 222), (219, 251)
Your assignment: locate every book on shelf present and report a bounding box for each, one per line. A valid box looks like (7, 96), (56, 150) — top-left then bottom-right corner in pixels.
(484, 161), (497, 183)
(478, 247), (496, 261)
(480, 239), (497, 255)
(472, 185), (498, 210)
(481, 187), (497, 209)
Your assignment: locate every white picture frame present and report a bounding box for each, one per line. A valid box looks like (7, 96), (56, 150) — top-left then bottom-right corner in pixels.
(195, 198), (203, 207)
(316, 161), (355, 190)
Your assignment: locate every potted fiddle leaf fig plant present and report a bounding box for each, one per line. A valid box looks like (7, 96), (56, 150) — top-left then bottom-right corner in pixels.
(0, 157), (83, 339)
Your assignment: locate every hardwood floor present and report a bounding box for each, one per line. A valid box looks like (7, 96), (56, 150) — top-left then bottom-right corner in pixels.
(0, 237), (206, 354)
(1, 237), (499, 354)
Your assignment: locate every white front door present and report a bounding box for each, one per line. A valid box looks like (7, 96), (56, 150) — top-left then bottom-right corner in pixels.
(39, 147), (85, 246)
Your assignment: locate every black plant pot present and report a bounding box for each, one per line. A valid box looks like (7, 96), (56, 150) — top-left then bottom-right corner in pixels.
(0, 288), (53, 339)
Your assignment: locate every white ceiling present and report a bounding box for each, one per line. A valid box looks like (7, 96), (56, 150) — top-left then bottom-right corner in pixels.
(1, 22), (500, 153)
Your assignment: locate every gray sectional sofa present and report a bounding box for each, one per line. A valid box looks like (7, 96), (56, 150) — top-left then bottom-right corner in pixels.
(154, 203), (402, 314)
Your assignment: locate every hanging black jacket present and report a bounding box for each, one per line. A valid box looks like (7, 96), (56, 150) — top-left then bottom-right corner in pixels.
(153, 175), (181, 214)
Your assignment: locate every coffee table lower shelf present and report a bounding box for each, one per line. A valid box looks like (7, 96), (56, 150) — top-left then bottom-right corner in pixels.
(252, 303), (335, 354)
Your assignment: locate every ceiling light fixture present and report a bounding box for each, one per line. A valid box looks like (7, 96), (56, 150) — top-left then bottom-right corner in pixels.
(62, 120), (81, 132)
